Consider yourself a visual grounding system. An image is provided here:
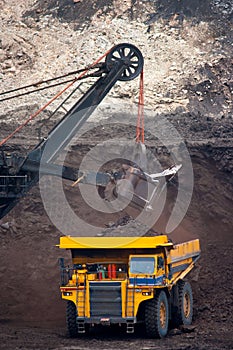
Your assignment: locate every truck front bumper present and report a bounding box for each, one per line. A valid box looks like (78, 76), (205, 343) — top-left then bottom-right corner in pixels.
(77, 316), (136, 325)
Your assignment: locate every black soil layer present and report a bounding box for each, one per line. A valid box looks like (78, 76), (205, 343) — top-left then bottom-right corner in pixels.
(0, 114), (232, 349)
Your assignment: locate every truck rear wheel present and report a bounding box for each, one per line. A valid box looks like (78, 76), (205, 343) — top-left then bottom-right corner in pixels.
(174, 280), (193, 326)
(66, 301), (78, 337)
(145, 290), (169, 338)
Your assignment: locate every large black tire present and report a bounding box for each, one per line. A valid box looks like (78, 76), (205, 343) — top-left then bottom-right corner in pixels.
(145, 290), (169, 338)
(66, 301), (78, 338)
(174, 280), (193, 326)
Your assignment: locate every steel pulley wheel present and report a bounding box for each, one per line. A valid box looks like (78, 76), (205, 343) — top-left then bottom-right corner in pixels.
(105, 43), (144, 81)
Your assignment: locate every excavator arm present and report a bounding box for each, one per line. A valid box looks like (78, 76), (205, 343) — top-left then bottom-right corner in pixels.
(0, 43), (144, 219)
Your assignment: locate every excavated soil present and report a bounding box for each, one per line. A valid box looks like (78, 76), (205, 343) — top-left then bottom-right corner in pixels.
(0, 113), (232, 350)
(0, 1), (233, 349)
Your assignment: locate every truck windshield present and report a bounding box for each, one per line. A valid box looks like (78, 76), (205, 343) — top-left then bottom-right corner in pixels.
(130, 257), (155, 274)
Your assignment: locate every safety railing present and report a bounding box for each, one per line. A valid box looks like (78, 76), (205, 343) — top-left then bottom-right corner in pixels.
(0, 175), (28, 196)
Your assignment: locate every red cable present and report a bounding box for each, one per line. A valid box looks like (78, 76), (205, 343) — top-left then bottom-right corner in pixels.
(136, 70), (144, 143)
(0, 48), (112, 147)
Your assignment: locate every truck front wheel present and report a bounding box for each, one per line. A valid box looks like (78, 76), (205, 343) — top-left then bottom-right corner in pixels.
(66, 301), (78, 337)
(145, 290), (169, 338)
(174, 280), (193, 326)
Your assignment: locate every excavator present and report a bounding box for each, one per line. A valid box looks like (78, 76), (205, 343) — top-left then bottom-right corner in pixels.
(0, 43), (180, 221)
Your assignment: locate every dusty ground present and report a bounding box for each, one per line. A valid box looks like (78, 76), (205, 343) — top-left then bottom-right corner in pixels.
(0, 1), (233, 349)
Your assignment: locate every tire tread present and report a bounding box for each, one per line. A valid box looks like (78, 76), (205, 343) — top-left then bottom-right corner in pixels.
(145, 290), (168, 338)
(66, 301), (78, 338)
(174, 280), (193, 326)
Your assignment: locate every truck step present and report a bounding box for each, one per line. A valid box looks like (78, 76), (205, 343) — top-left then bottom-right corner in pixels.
(77, 321), (85, 333)
(126, 323), (134, 333)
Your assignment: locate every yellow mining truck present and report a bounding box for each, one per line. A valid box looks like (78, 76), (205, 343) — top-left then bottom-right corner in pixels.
(58, 235), (200, 338)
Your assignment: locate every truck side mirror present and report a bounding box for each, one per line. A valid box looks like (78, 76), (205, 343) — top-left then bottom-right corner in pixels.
(58, 257), (65, 269)
(158, 257), (164, 269)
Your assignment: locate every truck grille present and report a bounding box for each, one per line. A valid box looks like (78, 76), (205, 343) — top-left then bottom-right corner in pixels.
(89, 281), (122, 317)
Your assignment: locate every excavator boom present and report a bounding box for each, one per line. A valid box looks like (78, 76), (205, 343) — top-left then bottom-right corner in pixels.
(0, 43), (143, 219)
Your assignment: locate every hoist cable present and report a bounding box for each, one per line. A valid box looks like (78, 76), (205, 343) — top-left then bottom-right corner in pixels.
(0, 48), (112, 147)
(136, 70), (144, 143)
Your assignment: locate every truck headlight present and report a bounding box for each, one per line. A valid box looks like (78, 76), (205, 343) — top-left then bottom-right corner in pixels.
(63, 292), (73, 296)
(142, 292), (151, 296)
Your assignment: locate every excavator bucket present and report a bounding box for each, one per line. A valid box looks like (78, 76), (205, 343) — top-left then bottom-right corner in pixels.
(111, 163), (181, 210)
(103, 142), (182, 210)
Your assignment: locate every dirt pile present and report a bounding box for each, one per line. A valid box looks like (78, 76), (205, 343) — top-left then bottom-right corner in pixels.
(0, 1), (232, 349)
